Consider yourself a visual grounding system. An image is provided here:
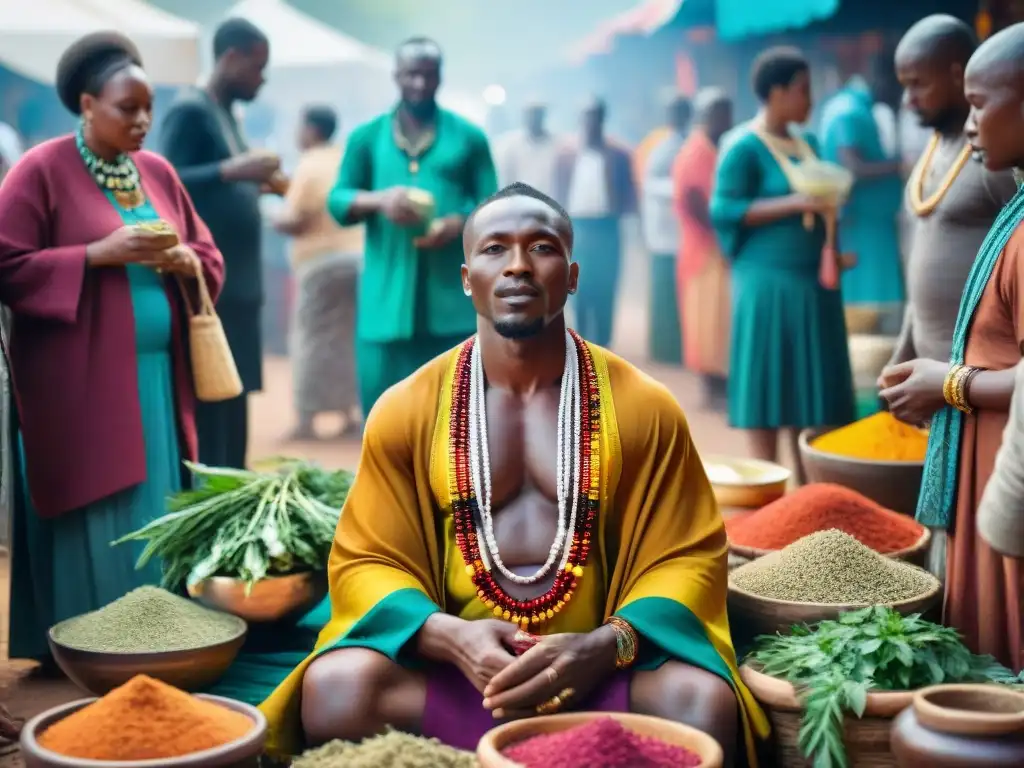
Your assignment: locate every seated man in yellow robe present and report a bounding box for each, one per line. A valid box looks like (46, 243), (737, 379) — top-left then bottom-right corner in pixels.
(259, 182), (768, 767)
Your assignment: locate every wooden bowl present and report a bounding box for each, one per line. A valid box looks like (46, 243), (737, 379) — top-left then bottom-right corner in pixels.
(704, 455), (791, 509)
(20, 694), (266, 767)
(477, 711), (723, 767)
(798, 428), (925, 516)
(913, 684), (1024, 737)
(727, 560), (942, 639)
(741, 665), (911, 767)
(187, 572), (327, 624)
(47, 619), (246, 696)
(729, 527), (931, 568)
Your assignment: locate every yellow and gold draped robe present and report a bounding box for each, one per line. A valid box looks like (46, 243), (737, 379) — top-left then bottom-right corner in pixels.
(259, 341), (769, 762)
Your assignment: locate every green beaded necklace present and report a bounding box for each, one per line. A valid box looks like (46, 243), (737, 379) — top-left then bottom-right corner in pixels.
(76, 124), (144, 209)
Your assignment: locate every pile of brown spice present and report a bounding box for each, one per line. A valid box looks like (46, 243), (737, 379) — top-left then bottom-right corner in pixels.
(37, 675), (253, 760)
(730, 529), (937, 604)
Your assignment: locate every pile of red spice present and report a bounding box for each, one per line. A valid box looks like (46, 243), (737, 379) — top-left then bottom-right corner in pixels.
(725, 482), (924, 553)
(502, 716), (702, 768)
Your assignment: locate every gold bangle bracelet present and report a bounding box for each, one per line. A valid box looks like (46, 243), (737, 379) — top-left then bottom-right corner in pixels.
(943, 364), (964, 409)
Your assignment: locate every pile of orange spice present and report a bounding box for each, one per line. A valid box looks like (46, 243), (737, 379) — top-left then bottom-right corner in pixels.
(810, 412), (929, 462)
(38, 675), (252, 760)
(726, 483), (925, 553)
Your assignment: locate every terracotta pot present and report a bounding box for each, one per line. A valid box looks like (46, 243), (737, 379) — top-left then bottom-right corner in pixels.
(891, 684), (1024, 767)
(741, 665), (913, 767)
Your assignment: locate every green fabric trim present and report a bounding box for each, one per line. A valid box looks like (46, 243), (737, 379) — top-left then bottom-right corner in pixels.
(616, 597), (736, 689)
(318, 588), (440, 668)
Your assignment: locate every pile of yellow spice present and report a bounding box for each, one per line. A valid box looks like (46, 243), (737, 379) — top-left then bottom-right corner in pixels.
(811, 412), (929, 462)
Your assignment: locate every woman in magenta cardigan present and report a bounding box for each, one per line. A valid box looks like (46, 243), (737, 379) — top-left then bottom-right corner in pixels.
(0, 33), (225, 665)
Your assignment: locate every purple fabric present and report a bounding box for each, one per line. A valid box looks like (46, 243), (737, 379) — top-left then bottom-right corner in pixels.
(421, 663), (631, 751)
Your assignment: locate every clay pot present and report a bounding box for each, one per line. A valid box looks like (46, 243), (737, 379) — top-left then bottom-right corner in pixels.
(741, 665), (912, 767)
(891, 684), (1024, 767)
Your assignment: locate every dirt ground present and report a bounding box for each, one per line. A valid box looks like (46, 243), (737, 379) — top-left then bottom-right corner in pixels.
(0, 298), (762, 762)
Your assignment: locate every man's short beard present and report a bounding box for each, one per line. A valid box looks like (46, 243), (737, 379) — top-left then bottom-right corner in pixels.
(492, 318), (544, 340)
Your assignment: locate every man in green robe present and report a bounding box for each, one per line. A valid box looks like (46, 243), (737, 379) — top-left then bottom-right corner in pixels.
(327, 37), (497, 412)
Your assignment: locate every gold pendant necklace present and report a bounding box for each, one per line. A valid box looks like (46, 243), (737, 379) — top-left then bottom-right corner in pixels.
(910, 133), (971, 217)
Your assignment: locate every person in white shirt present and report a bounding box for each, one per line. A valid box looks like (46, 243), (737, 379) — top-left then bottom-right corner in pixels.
(553, 98), (636, 347)
(492, 102), (559, 198)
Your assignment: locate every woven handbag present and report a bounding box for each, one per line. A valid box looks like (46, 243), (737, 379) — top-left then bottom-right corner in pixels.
(177, 262), (243, 402)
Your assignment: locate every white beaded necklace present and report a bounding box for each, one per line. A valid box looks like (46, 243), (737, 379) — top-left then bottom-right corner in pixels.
(468, 331), (582, 585)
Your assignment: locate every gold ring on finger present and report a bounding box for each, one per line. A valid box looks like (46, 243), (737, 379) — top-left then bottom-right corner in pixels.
(545, 666), (558, 685)
(557, 687), (575, 703)
(535, 694), (563, 715)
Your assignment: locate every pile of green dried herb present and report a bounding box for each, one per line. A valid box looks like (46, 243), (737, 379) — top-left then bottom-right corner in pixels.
(747, 605), (1023, 768)
(730, 529), (936, 604)
(112, 460), (353, 591)
(51, 586), (244, 653)
(292, 730), (477, 768)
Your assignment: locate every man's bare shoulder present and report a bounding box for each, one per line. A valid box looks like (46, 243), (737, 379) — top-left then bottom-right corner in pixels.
(363, 343), (464, 449)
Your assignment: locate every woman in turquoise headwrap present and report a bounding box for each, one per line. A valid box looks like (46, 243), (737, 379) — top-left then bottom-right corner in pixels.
(879, 23), (1024, 671)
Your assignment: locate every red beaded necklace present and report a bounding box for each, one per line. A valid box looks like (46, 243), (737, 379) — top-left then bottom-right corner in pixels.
(449, 330), (601, 629)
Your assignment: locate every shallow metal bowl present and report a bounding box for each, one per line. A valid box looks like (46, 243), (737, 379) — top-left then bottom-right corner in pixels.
(20, 694), (265, 767)
(47, 616), (246, 697)
(798, 427), (925, 516)
(187, 572), (327, 624)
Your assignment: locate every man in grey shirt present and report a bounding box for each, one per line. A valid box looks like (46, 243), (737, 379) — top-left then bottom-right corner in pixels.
(889, 15), (1018, 576)
(893, 16), (1017, 368)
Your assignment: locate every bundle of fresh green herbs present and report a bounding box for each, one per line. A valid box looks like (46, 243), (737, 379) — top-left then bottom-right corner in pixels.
(113, 460), (353, 591)
(747, 605), (1023, 768)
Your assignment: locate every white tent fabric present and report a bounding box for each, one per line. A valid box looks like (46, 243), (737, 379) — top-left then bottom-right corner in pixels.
(225, 0), (485, 126)
(0, 0), (200, 85)
(227, 0), (391, 70)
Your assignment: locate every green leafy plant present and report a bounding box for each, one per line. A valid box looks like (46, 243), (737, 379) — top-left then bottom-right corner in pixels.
(113, 460), (353, 591)
(748, 605), (1023, 768)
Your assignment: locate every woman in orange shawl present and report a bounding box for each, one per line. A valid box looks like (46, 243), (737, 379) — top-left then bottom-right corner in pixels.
(674, 89), (734, 406)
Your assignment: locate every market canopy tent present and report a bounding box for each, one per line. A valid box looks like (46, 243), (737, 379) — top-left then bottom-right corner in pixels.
(566, 0), (842, 62)
(225, 0), (485, 125)
(227, 0), (391, 70)
(0, 0), (201, 85)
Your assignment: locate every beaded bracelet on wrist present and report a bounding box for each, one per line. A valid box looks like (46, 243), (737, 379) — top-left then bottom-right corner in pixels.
(605, 616), (638, 669)
(450, 331), (601, 630)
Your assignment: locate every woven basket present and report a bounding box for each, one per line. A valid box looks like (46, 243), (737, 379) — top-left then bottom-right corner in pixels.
(177, 264), (243, 403)
(741, 666), (912, 767)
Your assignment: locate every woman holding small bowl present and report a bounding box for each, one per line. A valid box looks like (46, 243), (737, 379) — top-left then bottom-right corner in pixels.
(0, 32), (224, 665)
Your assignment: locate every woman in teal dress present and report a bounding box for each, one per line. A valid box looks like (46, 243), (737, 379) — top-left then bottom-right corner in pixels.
(710, 47), (855, 480)
(0, 33), (224, 666)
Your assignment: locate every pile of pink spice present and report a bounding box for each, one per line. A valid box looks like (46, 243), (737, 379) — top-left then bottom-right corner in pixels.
(502, 716), (703, 767)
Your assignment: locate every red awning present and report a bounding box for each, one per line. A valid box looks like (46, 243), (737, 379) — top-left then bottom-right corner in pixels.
(566, 0), (684, 65)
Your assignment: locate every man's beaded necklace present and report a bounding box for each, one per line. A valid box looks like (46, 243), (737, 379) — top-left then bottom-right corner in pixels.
(76, 125), (144, 209)
(450, 331), (600, 629)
